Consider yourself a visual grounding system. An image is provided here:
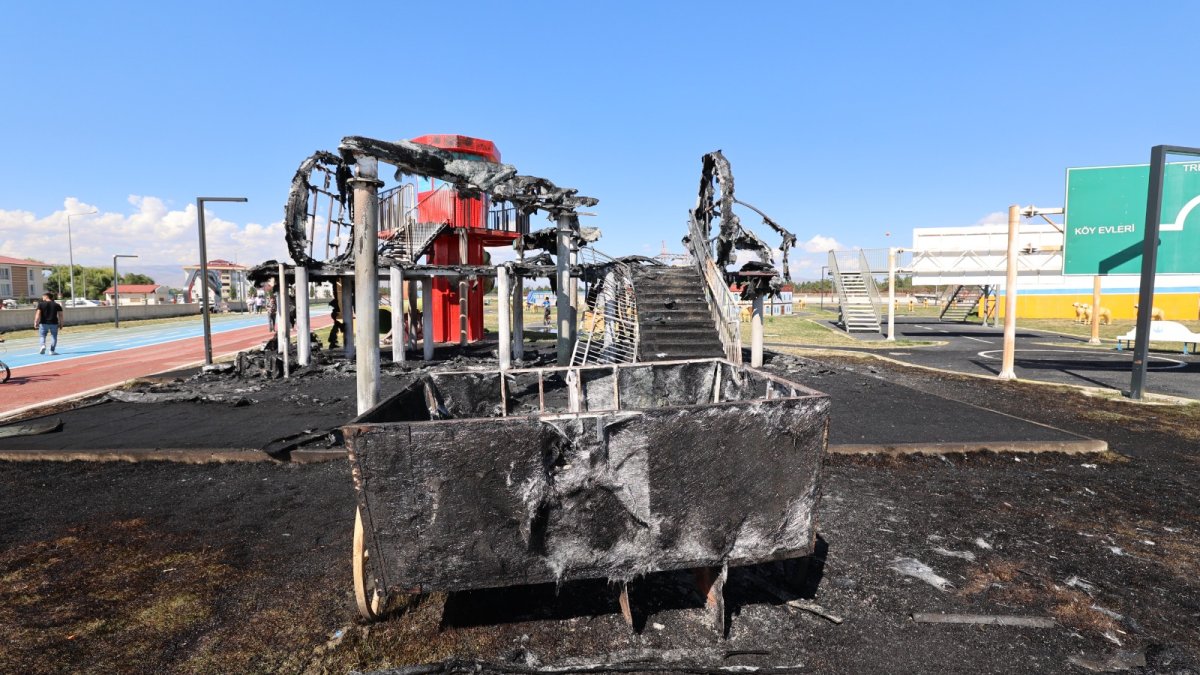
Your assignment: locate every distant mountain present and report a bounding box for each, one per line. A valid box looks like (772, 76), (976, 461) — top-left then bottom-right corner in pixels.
(121, 264), (193, 288)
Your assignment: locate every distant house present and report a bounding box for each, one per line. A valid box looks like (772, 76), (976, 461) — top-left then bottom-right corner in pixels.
(0, 255), (54, 301)
(103, 284), (169, 306)
(181, 259), (248, 302)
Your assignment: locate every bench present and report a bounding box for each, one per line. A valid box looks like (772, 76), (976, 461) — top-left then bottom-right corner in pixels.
(1116, 320), (1200, 354)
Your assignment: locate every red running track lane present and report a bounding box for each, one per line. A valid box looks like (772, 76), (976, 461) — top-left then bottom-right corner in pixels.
(1, 317), (333, 419)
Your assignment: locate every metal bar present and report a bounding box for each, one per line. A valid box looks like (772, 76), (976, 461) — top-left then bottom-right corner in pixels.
(556, 213), (575, 365)
(513, 250), (525, 360)
(1088, 275), (1101, 345)
(1131, 145), (1168, 399)
(459, 230), (469, 347)
(751, 295), (764, 367)
(342, 278), (355, 360)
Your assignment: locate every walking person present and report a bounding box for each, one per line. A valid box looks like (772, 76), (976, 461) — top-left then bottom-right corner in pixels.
(34, 292), (64, 355)
(265, 288), (278, 333)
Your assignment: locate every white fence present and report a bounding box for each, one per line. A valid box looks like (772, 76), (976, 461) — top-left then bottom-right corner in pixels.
(0, 302), (247, 332)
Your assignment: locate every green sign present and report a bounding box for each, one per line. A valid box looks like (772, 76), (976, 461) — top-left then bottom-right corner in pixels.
(1063, 161), (1200, 275)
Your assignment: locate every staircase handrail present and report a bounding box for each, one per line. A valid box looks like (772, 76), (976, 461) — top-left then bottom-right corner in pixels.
(858, 249), (884, 327)
(828, 250), (853, 327)
(686, 214), (743, 364)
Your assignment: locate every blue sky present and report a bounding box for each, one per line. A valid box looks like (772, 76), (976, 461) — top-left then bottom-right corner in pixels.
(1, 1), (1197, 280)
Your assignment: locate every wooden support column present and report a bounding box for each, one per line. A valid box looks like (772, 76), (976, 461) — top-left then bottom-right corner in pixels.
(342, 277), (355, 360)
(1089, 275), (1102, 345)
(693, 566), (728, 635)
(295, 265), (310, 367)
(998, 204), (1020, 380)
(350, 157), (382, 414)
(556, 213), (576, 365)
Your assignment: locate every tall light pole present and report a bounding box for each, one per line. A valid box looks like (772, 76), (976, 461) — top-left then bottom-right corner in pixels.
(66, 208), (97, 302)
(197, 196), (248, 365)
(113, 254), (138, 327)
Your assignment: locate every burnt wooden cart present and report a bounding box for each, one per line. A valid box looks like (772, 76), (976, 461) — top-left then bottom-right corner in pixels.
(344, 358), (829, 628)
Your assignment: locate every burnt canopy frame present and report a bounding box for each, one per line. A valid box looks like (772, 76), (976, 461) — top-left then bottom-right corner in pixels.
(282, 137), (599, 271)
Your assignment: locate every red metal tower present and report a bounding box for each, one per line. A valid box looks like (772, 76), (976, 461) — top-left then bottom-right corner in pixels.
(412, 134), (521, 343)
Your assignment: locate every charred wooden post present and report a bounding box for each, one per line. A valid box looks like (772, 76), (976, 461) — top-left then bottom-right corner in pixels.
(422, 277), (434, 361)
(751, 295), (764, 368)
(513, 252), (525, 360)
(341, 277), (355, 360)
(350, 156), (383, 413)
(556, 213), (576, 365)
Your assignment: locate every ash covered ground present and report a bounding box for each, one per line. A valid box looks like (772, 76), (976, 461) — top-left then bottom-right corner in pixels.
(1, 349), (1199, 674)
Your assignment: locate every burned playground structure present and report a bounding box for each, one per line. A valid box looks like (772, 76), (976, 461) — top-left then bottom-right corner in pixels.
(249, 135), (824, 628)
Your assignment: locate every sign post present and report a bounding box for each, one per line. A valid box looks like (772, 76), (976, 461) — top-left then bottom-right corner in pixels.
(1130, 145), (1200, 399)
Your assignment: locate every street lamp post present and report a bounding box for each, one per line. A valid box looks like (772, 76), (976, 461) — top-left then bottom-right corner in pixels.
(113, 254), (137, 327)
(66, 209), (97, 302)
(196, 197), (248, 365)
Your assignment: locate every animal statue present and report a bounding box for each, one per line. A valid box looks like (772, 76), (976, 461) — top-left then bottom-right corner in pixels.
(1133, 304), (1165, 321)
(1072, 302), (1089, 323)
(1074, 303), (1111, 325)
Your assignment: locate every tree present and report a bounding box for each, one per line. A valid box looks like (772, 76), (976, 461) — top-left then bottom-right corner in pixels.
(120, 273), (155, 285)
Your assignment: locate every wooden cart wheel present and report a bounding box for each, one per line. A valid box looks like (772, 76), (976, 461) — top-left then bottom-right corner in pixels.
(353, 506), (385, 620)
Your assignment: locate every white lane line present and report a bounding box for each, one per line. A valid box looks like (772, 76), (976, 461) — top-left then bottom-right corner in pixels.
(959, 335), (992, 344)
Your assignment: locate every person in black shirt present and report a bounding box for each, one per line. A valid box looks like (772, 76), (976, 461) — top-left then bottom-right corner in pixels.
(34, 292), (64, 355)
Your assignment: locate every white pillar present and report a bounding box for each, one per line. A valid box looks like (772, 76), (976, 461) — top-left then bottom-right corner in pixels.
(512, 263), (525, 361)
(998, 205), (1020, 380)
(406, 277), (419, 351)
(497, 265), (511, 370)
(886, 247), (897, 342)
(422, 277), (435, 361)
(390, 266), (405, 363)
(277, 263), (290, 378)
(751, 295), (764, 368)
(350, 156), (382, 414)
(296, 265), (310, 366)
(556, 214), (575, 365)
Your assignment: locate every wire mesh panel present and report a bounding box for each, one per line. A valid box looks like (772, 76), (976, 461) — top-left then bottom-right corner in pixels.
(571, 249), (640, 366)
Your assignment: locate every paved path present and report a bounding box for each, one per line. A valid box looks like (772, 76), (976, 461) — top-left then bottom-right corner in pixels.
(819, 316), (1200, 399)
(1, 311), (332, 418)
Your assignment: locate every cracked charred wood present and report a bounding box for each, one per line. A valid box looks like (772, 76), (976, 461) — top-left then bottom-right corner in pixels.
(690, 151), (797, 298)
(516, 225), (601, 254)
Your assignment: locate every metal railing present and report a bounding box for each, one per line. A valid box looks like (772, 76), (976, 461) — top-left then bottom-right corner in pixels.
(858, 249), (884, 319)
(686, 214), (743, 364)
(570, 248), (639, 366)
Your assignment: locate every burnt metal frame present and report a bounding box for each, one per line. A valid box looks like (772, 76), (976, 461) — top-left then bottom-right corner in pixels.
(1130, 144), (1200, 400)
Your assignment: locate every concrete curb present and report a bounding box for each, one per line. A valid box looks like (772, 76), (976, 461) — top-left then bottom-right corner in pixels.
(829, 439), (1108, 456)
(780, 346), (1200, 406)
(0, 447), (344, 464)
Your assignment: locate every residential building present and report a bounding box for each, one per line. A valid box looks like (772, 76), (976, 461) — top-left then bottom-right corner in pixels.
(0, 255), (54, 301)
(181, 259), (249, 302)
(103, 284), (170, 306)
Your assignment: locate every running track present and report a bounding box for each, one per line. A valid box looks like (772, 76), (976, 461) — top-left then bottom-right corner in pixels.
(1, 311), (332, 419)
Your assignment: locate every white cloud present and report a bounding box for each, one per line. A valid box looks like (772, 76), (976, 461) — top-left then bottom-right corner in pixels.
(800, 234), (842, 253)
(0, 197), (287, 269)
(975, 211), (1008, 226)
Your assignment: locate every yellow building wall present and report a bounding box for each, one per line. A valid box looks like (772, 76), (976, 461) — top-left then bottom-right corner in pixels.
(989, 292), (1200, 321)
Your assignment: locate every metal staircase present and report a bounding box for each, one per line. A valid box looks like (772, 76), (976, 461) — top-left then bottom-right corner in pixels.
(829, 251), (882, 333)
(940, 285), (984, 322)
(377, 184), (448, 264)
